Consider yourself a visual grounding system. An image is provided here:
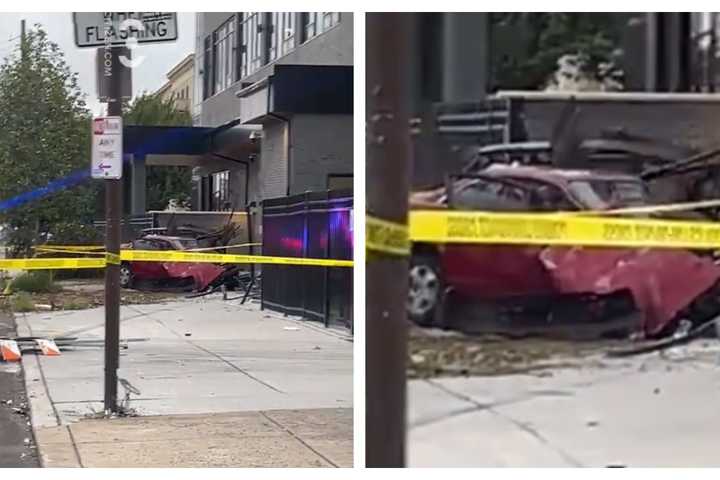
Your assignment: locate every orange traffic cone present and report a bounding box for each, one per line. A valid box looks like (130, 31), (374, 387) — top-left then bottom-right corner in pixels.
(0, 340), (21, 362)
(35, 339), (61, 356)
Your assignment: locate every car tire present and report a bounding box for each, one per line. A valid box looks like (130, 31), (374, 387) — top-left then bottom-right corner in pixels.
(119, 263), (133, 289)
(407, 251), (444, 327)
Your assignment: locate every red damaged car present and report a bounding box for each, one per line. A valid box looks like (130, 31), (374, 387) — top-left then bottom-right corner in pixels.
(408, 164), (720, 338)
(120, 234), (228, 292)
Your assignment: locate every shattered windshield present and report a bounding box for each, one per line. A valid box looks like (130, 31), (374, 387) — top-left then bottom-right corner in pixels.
(568, 180), (647, 210)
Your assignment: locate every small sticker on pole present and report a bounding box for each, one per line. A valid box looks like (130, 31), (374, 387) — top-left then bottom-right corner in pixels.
(91, 116), (123, 179)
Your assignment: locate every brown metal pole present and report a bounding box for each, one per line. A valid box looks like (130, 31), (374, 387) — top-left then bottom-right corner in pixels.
(104, 46), (123, 413)
(366, 13), (413, 467)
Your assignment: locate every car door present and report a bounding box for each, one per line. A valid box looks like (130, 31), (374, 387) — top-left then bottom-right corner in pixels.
(130, 239), (169, 280)
(441, 177), (556, 300)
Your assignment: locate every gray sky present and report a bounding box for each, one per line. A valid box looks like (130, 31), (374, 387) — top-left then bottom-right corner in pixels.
(0, 12), (195, 115)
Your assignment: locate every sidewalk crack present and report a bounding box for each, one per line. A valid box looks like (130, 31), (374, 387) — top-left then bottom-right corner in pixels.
(259, 411), (338, 468)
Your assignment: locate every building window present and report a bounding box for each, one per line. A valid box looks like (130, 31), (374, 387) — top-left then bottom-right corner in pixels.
(212, 17), (236, 94)
(239, 12), (264, 78)
(268, 13), (279, 61)
(280, 12), (296, 55)
(211, 170), (230, 211)
(303, 12), (340, 43)
(202, 35), (212, 99)
(303, 13), (318, 42)
(322, 12), (340, 30)
(269, 12), (298, 61)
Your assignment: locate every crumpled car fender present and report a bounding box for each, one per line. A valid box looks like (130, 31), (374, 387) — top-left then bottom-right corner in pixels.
(539, 247), (720, 337)
(161, 262), (227, 291)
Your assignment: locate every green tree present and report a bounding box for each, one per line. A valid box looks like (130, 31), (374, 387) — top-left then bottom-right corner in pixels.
(0, 26), (99, 257)
(491, 13), (626, 90)
(123, 93), (193, 211)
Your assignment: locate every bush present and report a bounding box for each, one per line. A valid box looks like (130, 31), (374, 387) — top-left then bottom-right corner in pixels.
(11, 292), (34, 312)
(38, 221), (104, 280)
(10, 270), (60, 293)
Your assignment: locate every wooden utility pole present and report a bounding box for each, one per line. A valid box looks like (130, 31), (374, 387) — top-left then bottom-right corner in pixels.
(366, 13), (413, 467)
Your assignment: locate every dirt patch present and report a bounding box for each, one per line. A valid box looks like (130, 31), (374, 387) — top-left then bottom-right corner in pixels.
(0, 288), (181, 313)
(408, 326), (618, 379)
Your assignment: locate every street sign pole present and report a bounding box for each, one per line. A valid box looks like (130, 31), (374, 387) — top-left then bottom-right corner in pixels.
(104, 46), (123, 413)
(75, 11), (179, 415)
(366, 13), (413, 467)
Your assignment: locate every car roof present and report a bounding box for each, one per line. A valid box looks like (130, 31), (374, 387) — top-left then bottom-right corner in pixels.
(481, 164), (642, 184)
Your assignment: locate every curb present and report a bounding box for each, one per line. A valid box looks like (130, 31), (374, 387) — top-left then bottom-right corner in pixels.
(15, 313), (80, 467)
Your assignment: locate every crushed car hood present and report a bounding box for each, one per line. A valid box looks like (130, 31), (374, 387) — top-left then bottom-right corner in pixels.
(540, 247), (720, 337)
(161, 262), (226, 291)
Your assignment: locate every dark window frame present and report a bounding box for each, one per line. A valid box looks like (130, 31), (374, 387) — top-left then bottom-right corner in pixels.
(202, 35), (213, 99)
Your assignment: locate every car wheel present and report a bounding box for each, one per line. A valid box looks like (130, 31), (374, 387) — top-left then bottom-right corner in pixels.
(407, 252), (443, 326)
(119, 263), (133, 289)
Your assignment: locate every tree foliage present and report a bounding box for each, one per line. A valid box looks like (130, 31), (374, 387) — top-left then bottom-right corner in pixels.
(123, 93), (193, 210)
(491, 13), (626, 90)
(0, 26), (99, 256)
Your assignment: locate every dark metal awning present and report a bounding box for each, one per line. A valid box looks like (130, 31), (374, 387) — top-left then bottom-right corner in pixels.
(122, 122), (260, 166)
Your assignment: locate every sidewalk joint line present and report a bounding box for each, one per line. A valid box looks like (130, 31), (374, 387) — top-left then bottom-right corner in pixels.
(144, 312), (285, 394)
(66, 425), (84, 468)
(259, 411), (338, 468)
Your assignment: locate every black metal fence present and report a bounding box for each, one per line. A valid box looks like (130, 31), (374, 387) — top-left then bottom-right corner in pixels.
(261, 189), (353, 331)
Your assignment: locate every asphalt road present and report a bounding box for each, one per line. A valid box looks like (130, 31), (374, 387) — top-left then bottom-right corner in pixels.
(0, 311), (39, 467)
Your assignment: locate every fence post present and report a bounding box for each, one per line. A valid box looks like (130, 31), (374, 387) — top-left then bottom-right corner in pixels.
(302, 192), (310, 320)
(323, 189), (331, 328)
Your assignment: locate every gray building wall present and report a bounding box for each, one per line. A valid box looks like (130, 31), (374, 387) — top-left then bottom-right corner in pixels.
(290, 114), (353, 193)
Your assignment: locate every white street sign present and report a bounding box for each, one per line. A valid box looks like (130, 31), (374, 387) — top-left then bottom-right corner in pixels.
(73, 13), (178, 48)
(91, 117), (123, 179)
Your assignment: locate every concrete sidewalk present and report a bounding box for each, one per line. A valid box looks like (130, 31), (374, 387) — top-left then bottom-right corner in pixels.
(35, 408), (351, 467)
(409, 340), (720, 467)
(15, 296), (353, 467)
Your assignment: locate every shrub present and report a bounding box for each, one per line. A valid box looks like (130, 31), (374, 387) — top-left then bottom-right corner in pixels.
(10, 270), (60, 293)
(11, 292), (35, 312)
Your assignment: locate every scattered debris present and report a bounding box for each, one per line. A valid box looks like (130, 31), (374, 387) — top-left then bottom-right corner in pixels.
(284, 326), (300, 331)
(408, 326), (612, 379)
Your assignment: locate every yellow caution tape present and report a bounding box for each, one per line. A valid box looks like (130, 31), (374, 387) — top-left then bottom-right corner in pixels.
(35, 245), (104, 251)
(0, 258), (106, 271)
(105, 252), (121, 265)
(0, 251), (352, 270)
(34, 247), (106, 256)
(410, 210), (720, 250)
(366, 215), (410, 256)
(566, 198), (720, 216)
(121, 250), (353, 267)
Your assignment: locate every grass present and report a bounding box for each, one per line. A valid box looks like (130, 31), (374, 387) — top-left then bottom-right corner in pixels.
(62, 299), (91, 310)
(8, 270), (61, 294)
(11, 292), (35, 312)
